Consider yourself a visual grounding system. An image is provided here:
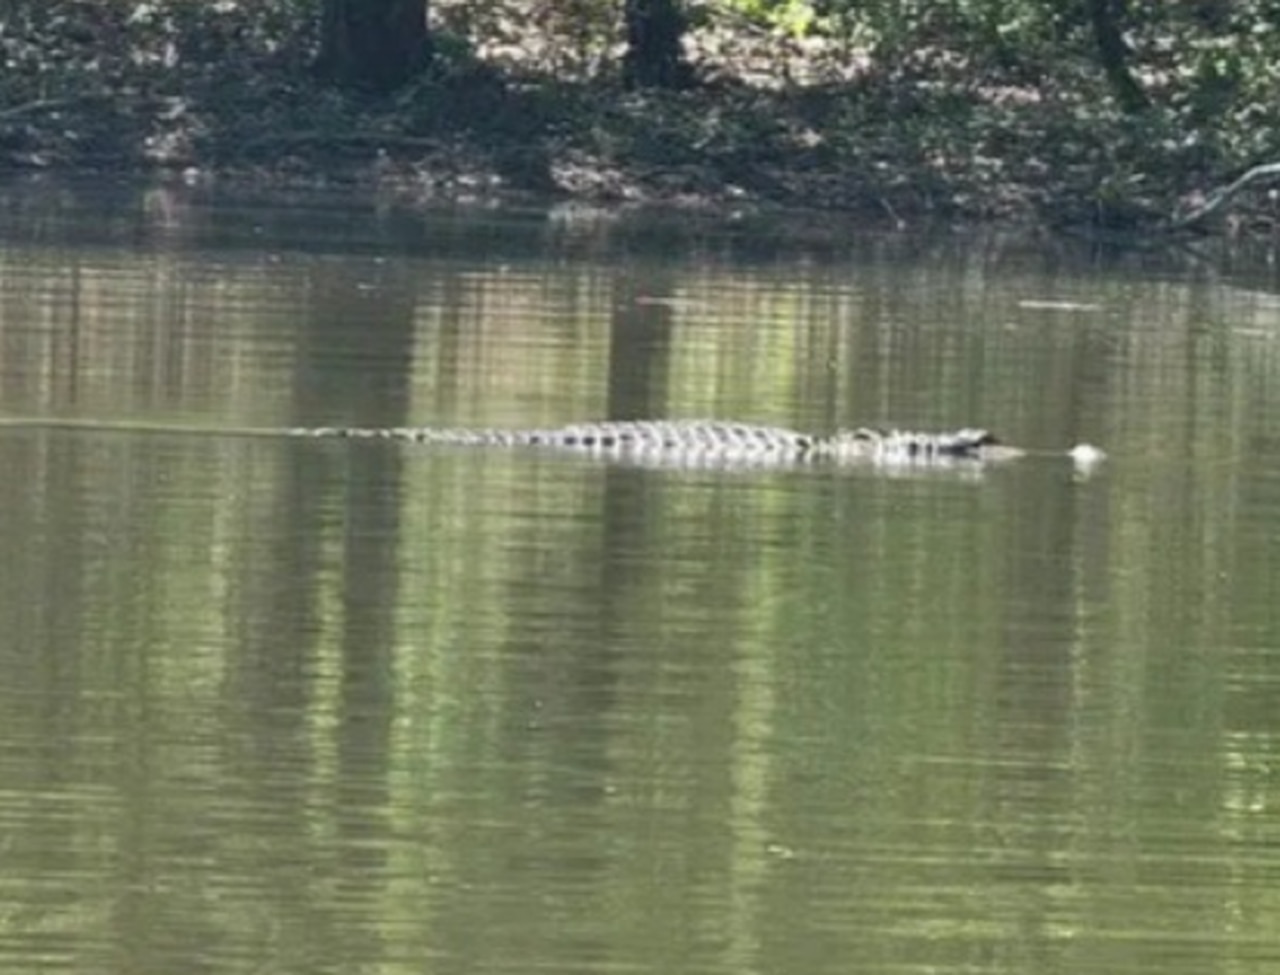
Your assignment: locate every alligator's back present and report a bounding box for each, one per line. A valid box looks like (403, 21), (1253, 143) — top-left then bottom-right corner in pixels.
(294, 419), (1036, 468)
(303, 420), (822, 465)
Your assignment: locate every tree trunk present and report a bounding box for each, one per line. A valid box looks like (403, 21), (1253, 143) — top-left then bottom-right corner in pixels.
(1087, 0), (1148, 112)
(316, 0), (431, 93)
(621, 0), (693, 89)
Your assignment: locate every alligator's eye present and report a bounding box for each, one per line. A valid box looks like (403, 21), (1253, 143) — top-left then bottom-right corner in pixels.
(976, 431), (1000, 446)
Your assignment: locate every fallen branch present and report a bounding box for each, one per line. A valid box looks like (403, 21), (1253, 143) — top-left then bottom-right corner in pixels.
(0, 94), (114, 123)
(238, 130), (445, 152)
(1168, 161), (1280, 231)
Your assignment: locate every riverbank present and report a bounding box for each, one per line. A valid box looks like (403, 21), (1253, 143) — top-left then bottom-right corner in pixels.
(2, 2), (1276, 234)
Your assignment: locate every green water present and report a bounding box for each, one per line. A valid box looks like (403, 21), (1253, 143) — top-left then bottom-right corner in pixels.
(0, 186), (1278, 974)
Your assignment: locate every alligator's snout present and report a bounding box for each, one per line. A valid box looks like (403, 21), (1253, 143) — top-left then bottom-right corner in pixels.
(977, 443), (1026, 462)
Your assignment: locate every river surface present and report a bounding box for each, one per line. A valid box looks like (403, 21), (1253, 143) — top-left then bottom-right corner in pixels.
(0, 182), (1279, 974)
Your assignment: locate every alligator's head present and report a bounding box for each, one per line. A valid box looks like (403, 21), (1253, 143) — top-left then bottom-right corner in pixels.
(949, 428), (1027, 462)
(829, 427), (1025, 464)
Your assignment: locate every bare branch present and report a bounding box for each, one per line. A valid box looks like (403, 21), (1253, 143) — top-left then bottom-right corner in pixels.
(1169, 162), (1280, 231)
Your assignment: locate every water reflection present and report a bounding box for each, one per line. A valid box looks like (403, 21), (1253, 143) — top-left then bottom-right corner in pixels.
(0, 187), (1278, 974)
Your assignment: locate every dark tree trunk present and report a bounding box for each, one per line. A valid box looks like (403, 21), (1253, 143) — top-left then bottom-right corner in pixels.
(316, 0), (431, 93)
(621, 0), (693, 89)
(1087, 0), (1148, 112)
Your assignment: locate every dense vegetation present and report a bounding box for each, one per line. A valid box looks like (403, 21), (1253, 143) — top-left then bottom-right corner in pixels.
(3, 0), (1280, 229)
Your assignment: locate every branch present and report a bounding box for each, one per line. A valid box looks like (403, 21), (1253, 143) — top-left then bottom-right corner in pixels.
(0, 94), (116, 123)
(237, 131), (445, 153)
(1168, 162), (1280, 231)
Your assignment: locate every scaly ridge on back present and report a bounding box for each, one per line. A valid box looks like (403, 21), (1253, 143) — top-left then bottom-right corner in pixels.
(290, 419), (821, 460)
(485, 420), (811, 459)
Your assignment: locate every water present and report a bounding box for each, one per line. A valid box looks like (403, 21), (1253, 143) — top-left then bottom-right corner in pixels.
(1, 183), (1279, 973)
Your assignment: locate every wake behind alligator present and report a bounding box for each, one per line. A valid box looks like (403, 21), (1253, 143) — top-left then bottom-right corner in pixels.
(0, 417), (1105, 469)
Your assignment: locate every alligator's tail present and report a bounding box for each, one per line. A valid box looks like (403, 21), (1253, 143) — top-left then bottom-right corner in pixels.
(290, 425), (607, 446)
(0, 416), (302, 439)
(0, 417), (456, 442)
(0, 417), (507, 443)
(288, 426), (500, 444)
(294, 420), (819, 456)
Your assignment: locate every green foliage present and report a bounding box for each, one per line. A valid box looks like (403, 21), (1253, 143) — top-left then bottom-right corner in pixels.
(717, 0), (824, 38)
(0, 0), (313, 100)
(6, 0), (1280, 225)
(434, 0), (620, 79)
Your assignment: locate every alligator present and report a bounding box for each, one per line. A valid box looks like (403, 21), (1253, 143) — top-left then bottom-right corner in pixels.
(0, 416), (1106, 468)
